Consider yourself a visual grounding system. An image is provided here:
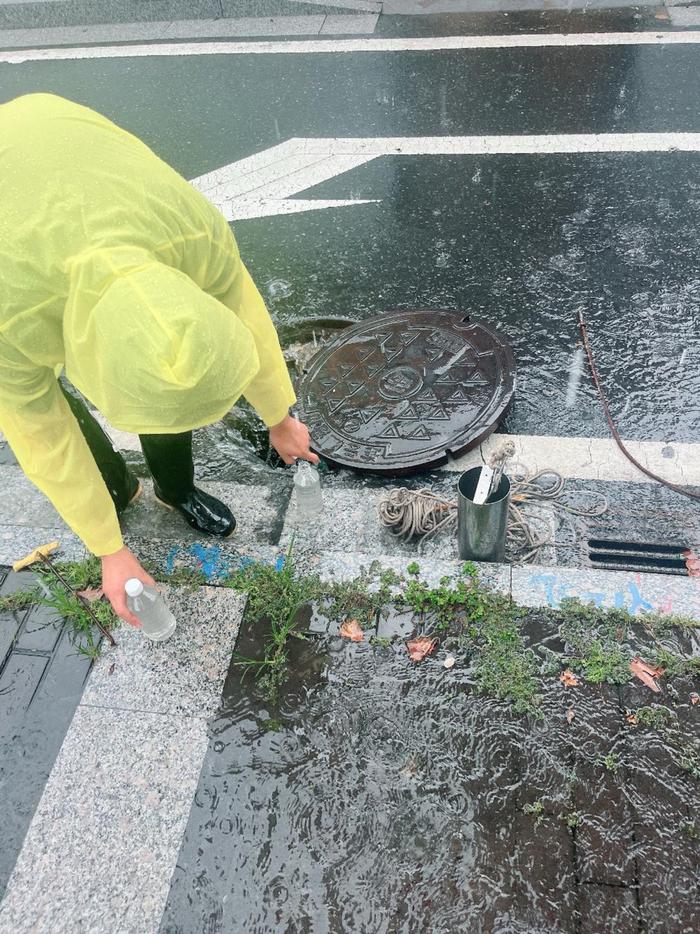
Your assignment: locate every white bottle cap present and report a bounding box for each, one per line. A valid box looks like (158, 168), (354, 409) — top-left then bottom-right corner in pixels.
(125, 578), (144, 598)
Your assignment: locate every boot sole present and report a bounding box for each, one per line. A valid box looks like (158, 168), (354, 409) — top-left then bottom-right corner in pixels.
(154, 493), (237, 539)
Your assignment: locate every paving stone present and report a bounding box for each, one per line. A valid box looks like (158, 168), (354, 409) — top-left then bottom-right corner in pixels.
(15, 604), (63, 653)
(165, 14), (326, 38)
(0, 442), (17, 467)
(0, 653), (48, 741)
(310, 549), (512, 596)
(0, 0), (220, 29)
(0, 706), (209, 934)
(578, 883), (640, 934)
(123, 477), (286, 547)
(128, 534), (281, 583)
(0, 627), (94, 898)
(0, 613), (21, 668)
(320, 12), (379, 32)
(0, 524), (87, 567)
(512, 563), (700, 619)
(0, 569), (38, 597)
(81, 585), (245, 717)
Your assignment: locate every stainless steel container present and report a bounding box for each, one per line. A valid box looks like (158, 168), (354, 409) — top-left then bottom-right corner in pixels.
(457, 466), (510, 563)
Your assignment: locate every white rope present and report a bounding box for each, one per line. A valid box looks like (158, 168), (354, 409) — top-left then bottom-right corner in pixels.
(377, 446), (608, 563)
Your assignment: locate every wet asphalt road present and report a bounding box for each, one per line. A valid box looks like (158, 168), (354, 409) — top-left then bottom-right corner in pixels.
(1, 13), (699, 444)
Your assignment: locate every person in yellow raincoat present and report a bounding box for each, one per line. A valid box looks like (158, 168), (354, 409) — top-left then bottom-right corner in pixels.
(0, 93), (318, 626)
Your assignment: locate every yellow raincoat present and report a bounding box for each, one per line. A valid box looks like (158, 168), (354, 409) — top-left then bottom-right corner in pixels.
(0, 93), (295, 556)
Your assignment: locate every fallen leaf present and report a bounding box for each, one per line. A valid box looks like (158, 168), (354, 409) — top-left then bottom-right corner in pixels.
(559, 669), (580, 687)
(629, 656), (664, 693)
(407, 636), (438, 662)
(77, 587), (104, 603)
(339, 619), (364, 642)
(566, 708), (575, 724)
(626, 712), (638, 725)
(691, 693), (699, 706)
(683, 550), (700, 577)
(443, 656), (456, 669)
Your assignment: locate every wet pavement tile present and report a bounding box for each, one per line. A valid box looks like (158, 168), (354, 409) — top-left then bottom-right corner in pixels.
(578, 883), (641, 934)
(157, 609), (695, 932)
(0, 567), (94, 899)
(81, 586), (246, 718)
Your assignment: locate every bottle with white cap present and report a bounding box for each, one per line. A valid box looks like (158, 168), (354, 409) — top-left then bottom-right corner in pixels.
(125, 579), (177, 641)
(293, 459), (323, 518)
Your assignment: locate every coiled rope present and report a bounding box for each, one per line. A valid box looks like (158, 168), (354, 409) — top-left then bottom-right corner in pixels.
(377, 443), (608, 563)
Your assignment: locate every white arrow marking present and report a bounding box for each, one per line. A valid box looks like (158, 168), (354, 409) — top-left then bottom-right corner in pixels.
(190, 133), (700, 220)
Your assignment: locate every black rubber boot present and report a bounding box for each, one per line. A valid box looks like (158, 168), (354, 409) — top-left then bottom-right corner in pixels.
(140, 431), (236, 538)
(60, 381), (141, 515)
(152, 484), (237, 537)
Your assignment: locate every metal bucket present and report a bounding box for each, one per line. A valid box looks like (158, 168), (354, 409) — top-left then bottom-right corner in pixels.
(457, 466), (511, 563)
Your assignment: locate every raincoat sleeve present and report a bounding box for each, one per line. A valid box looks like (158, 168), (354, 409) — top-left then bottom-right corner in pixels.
(222, 263), (296, 428)
(0, 344), (123, 557)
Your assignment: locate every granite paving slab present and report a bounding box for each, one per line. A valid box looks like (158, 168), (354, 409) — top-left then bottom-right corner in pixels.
(0, 706), (209, 934)
(512, 564), (700, 619)
(123, 477), (289, 548)
(0, 524), (86, 567)
(81, 585), (246, 717)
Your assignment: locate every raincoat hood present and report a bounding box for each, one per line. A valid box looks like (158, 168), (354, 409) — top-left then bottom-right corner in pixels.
(64, 253), (260, 434)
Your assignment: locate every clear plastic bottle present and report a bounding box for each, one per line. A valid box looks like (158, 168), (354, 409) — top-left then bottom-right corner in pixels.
(125, 579), (177, 641)
(294, 459), (323, 518)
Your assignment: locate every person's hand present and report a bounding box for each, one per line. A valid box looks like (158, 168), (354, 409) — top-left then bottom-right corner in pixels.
(101, 546), (156, 628)
(269, 414), (320, 466)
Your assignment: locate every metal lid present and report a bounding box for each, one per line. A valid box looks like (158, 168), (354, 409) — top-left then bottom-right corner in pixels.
(298, 310), (516, 475)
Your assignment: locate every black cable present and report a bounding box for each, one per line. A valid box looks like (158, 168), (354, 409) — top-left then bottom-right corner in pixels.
(577, 309), (700, 503)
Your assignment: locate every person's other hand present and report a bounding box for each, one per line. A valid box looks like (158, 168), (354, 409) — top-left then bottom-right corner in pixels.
(101, 546), (156, 627)
(269, 414), (320, 466)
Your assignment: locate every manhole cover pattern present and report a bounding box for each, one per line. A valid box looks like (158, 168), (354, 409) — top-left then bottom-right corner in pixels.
(298, 310), (516, 474)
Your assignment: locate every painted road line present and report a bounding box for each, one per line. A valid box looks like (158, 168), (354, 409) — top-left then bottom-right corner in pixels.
(2, 30), (700, 63)
(190, 134), (700, 219)
(447, 433), (700, 487)
(0, 586), (245, 933)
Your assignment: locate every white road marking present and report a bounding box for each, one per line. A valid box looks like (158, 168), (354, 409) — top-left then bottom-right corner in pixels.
(2, 30), (699, 63)
(190, 134), (700, 219)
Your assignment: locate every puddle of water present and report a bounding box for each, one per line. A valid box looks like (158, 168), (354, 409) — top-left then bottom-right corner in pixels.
(161, 609), (700, 933)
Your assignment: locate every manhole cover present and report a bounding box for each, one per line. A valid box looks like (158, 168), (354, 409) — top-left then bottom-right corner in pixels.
(298, 310), (516, 474)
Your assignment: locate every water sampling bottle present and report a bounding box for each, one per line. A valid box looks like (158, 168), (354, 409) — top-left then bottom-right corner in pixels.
(294, 459), (323, 518)
(125, 579), (177, 641)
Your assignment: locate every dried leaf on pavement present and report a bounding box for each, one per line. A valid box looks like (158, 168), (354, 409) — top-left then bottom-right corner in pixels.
(339, 619), (364, 642)
(629, 656), (664, 693)
(77, 587), (104, 603)
(691, 693), (699, 706)
(626, 712), (638, 725)
(559, 669), (580, 687)
(566, 708), (575, 724)
(407, 636), (438, 662)
(683, 550), (700, 577)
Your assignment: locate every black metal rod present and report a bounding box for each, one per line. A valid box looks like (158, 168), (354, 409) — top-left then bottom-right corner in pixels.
(38, 553), (117, 647)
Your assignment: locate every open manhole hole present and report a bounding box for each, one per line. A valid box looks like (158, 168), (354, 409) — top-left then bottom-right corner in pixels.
(297, 310), (516, 475)
(588, 539), (690, 576)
